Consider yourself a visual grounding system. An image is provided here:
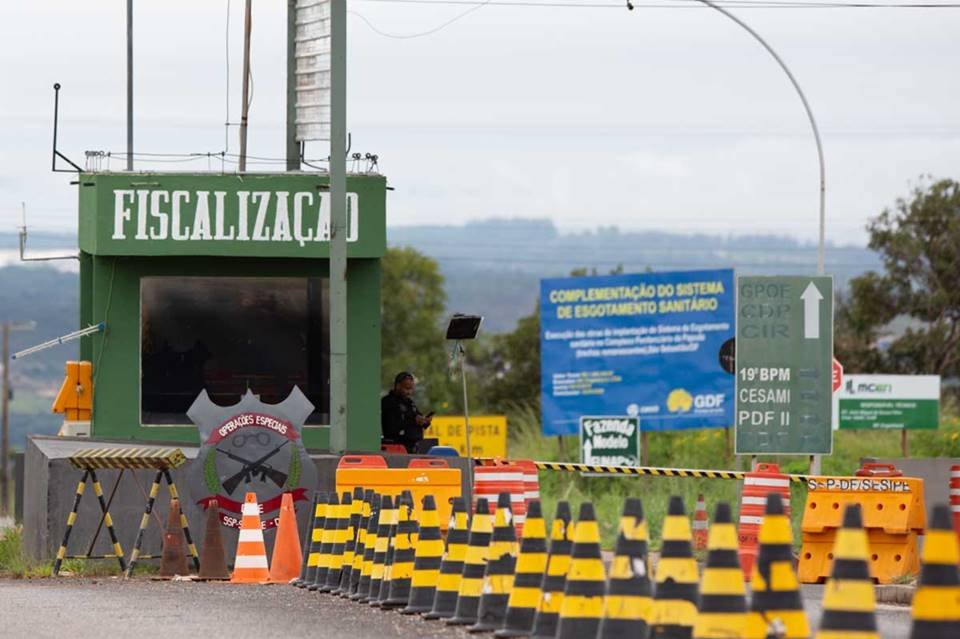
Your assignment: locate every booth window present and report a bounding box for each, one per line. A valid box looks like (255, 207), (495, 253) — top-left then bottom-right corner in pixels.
(141, 277), (330, 425)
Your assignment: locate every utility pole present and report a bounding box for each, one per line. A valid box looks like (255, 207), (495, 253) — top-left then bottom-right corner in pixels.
(329, 0), (348, 453)
(126, 0), (133, 171)
(1, 321), (33, 516)
(286, 0), (299, 171)
(238, 0), (253, 172)
(1, 324), (9, 515)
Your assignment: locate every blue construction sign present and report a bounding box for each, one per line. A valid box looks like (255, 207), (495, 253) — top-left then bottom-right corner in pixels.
(540, 269), (735, 435)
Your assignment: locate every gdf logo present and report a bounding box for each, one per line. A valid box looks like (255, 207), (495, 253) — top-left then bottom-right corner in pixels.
(694, 394), (725, 409)
(667, 389), (693, 413)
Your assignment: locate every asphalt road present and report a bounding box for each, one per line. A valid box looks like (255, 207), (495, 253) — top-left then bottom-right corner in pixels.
(0, 579), (912, 638)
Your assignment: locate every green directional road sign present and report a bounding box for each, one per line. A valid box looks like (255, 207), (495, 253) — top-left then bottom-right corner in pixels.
(580, 416), (640, 466)
(735, 276), (834, 454)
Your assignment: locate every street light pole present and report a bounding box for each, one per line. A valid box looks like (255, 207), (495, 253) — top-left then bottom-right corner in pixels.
(692, 0), (827, 475)
(693, 0), (826, 276)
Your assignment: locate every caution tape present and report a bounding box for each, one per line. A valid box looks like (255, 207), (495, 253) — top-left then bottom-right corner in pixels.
(476, 458), (811, 484)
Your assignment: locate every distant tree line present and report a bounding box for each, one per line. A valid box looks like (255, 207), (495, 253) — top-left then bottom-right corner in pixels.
(384, 177), (960, 418)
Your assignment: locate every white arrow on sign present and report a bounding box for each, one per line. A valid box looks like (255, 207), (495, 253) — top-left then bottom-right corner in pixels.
(801, 282), (823, 339)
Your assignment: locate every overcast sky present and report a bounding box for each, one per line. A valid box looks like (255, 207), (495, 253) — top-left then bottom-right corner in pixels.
(1, 1), (958, 243)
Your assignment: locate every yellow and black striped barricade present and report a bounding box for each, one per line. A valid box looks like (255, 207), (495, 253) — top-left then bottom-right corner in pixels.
(496, 499), (548, 637)
(694, 502), (747, 639)
(470, 492), (519, 632)
(335, 487), (365, 595)
(384, 492), (420, 608)
(909, 504), (960, 638)
(598, 497), (653, 639)
(424, 496), (471, 619)
(447, 496), (495, 626)
(353, 493), (382, 601)
(556, 502), (606, 639)
(530, 500), (574, 638)
(650, 495), (700, 639)
(401, 494), (445, 614)
(121, 452), (199, 577)
(346, 489), (375, 598)
(53, 446), (193, 577)
(815, 504), (879, 639)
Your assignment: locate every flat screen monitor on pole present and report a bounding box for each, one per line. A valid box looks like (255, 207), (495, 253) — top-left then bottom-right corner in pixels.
(446, 314), (483, 341)
(446, 313), (482, 488)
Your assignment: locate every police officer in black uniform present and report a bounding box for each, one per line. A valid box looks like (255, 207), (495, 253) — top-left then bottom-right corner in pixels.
(381, 372), (434, 453)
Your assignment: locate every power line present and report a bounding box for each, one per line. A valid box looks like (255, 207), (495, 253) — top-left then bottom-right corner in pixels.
(348, 0), (497, 40)
(356, 0), (960, 9)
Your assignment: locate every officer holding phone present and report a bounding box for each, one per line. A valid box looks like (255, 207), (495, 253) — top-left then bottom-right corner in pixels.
(381, 372), (436, 453)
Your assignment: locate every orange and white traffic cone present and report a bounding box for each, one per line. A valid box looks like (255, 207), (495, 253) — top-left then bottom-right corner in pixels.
(268, 492), (303, 583)
(231, 492), (270, 584)
(693, 494), (709, 552)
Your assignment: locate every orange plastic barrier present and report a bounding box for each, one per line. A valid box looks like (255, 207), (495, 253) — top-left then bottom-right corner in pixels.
(474, 461), (526, 537)
(798, 463), (926, 584)
(516, 459), (541, 507)
(336, 456), (461, 531)
(381, 443), (407, 454)
(737, 463), (791, 581)
(951, 465), (960, 543)
(408, 458), (449, 469)
(338, 455), (388, 469)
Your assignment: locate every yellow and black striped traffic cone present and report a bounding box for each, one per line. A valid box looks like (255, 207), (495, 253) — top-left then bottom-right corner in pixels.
(598, 497), (653, 639)
(353, 492), (382, 602)
(650, 495), (700, 639)
(745, 492), (809, 639)
(496, 499), (548, 638)
(556, 501), (606, 639)
(446, 497), (494, 626)
(373, 494), (402, 606)
(424, 496), (471, 620)
(402, 494), (445, 614)
(815, 504), (877, 639)
(309, 490), (339, 591)
(384, 492), (420, 608)
(365, 494), (395, 603)
(530, 500), (573, 639)
(294, 491), (326, 588)
(693, 502), (747, 639)
(335, 486), (365, 595)
(470, 492), (520, 632)
(322, 491), (352, 592)
(909, 504), (960, 639)
(346, 489), (375, 598)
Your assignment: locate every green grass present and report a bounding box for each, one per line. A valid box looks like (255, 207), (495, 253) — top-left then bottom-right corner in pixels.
(0, 527), (49, 578)
(0, 525), (157, 579)
(505, 402), (960, 550)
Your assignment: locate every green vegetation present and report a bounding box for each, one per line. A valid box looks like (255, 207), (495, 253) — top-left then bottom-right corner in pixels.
(837, 177), (960, 381)
(0, 526), (158, 579)
(504, 401), (960, 550)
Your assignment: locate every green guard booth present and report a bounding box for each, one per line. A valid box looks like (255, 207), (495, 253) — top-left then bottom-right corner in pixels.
(75, 172), (385, 452)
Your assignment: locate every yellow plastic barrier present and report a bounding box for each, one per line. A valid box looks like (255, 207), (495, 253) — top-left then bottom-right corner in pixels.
(335, 456), (462, 531)
(799, 467), (925, 584)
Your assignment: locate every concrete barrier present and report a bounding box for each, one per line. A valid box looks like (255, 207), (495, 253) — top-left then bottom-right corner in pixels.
(23, 435), (472, 563)
(861, 457), (960, 511)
